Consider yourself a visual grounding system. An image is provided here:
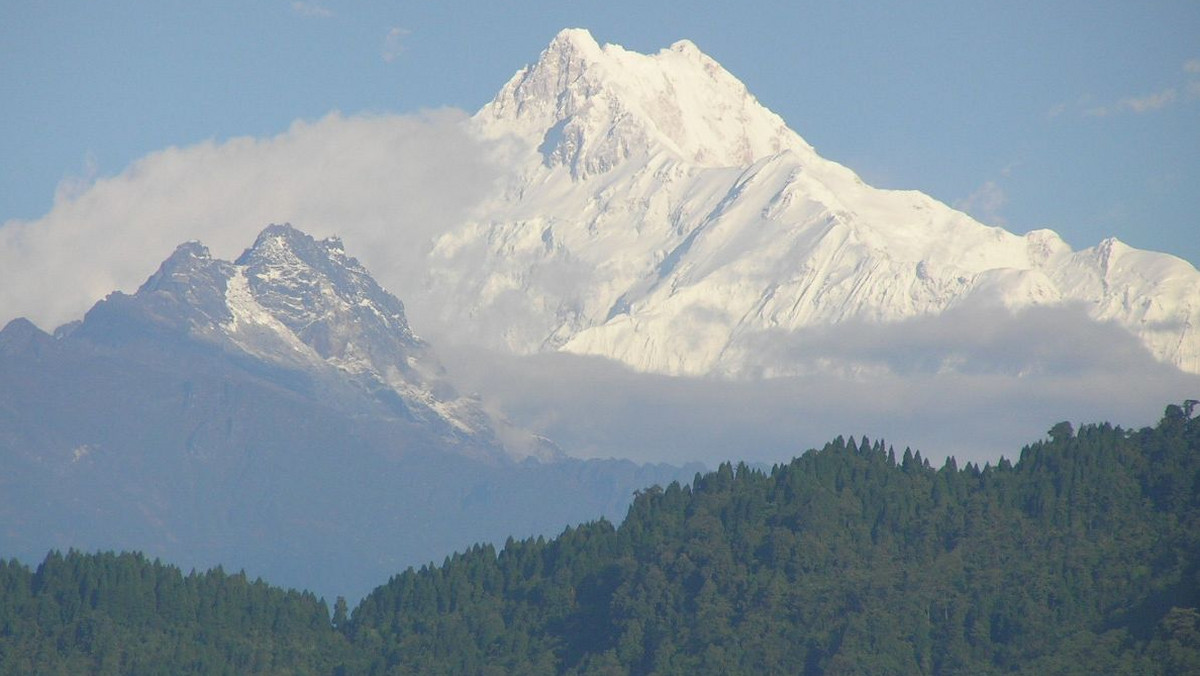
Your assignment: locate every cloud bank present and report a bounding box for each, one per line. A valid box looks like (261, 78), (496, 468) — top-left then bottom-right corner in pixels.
(0, 109), (495, 332)
(435, 304), (1200, 469)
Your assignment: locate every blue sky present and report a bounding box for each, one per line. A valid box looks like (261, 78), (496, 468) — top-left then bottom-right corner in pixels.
(3, 0), (1198, 267)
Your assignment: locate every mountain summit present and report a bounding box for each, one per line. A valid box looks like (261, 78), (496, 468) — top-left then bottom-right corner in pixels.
(477, 27), (813, 176)
(426, 28), (1200, 376)
(82, 223), (529, 459)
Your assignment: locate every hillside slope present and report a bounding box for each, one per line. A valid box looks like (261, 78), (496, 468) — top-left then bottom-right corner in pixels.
(348, 403), (1200, 674)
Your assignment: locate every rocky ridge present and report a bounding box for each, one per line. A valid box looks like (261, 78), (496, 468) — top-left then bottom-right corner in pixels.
(85, 223), (539, 460)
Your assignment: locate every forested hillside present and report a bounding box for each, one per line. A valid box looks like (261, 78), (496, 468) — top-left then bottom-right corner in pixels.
(3, 404), (1199, 674)
(346, 403), (1200, 674)
(0, 552), (349, 674)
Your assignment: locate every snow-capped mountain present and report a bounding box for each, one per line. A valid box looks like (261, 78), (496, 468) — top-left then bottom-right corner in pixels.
(80, 223), (534, 459)
(424, 28), (1200, 376)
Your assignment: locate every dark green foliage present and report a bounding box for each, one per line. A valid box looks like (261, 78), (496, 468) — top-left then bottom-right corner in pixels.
(2, 404), (1198, 673)
(344, 405), (1200, 674)
(0, 551), (349, 674)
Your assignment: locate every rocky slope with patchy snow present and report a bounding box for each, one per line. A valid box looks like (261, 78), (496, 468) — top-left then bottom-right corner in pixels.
(423, 28), (1199, 376)
(83, 223), (534, 460)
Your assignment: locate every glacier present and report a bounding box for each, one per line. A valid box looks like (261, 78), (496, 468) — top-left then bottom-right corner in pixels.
(423, 28), (1199, 377)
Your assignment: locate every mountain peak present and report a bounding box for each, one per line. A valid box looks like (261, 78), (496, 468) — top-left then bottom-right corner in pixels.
(145, 241), (213, 281)
(233, 224), (414, 351)
(475, 29), (812, 178)
(240, 222), (334, 267)
(131, 239), (233, 326)
(0, 317), (53, 358)
(253, 222), (304, 244)
(668, 38), (702, 57)
(250, 222), (343, 251)
(545, 27), (603, 61)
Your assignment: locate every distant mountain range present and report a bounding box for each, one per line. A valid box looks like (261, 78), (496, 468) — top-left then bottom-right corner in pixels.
(423, 28), (1200, 377)
(0, 224), (696, 602)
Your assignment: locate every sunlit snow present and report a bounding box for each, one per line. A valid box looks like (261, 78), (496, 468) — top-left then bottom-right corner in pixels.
(424, 28), (1200, 376)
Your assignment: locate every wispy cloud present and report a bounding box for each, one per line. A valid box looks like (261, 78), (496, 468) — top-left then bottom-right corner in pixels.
(382, 27), (410, 62)
(955, 180), (1007, 226)
(1075, 59), (1200, 117)
(1064, 59), (1200, 118)
(1086, 88), (1177, 117)
(1187, 59), (1200, 101)
(291, 1), (333, 18)
(1116, 89), (1177, 113)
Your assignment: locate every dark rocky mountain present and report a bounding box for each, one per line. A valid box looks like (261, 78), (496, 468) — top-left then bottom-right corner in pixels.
(0, 224), (696, 601)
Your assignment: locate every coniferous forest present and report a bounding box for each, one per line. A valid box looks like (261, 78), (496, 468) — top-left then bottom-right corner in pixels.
(2, 404), (1198, 674)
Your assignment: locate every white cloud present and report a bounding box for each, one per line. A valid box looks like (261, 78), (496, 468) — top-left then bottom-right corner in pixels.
(434, 304), (1200, 468)
(1118, 88), (1178, 113)
(291, 1), (333, 18)
(1074, 58), (1200, 117)
(382, 27), (410, 62)
(0, 109), (496, 332)
(954, 180), (1007, 226)
(1086, 88), (1178, 117)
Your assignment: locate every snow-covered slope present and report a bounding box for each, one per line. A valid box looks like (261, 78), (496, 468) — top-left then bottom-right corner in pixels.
(93, 224), (545, 460)
(424, 28), (1200, 376)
